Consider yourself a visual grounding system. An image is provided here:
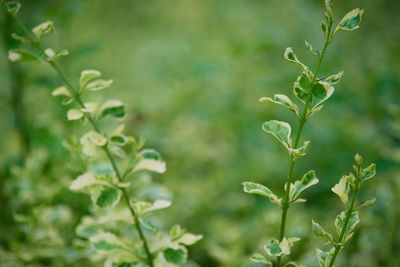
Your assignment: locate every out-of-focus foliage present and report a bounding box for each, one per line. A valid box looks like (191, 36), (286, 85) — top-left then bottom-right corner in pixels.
(0, 0), (399, 266)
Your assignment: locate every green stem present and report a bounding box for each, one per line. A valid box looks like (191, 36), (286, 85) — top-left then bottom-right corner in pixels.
(327, 165), (361, 267)
(13, 16), (154, 267)
(276, 25), (332, 267)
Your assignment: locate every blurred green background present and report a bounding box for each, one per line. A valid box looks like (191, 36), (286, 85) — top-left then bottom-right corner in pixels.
(1, 0), (399, 266)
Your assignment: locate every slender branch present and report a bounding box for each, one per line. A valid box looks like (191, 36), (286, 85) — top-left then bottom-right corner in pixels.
(13, 16), (154, 267)
(276, 23), (332, 267)
(327, 165), (361, 267)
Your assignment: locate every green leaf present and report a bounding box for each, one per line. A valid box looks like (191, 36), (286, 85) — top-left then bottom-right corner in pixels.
(242, 182), (282, 206)
(335, 9), (364, 32)
(99, 99), (125, 118)
(80, 133), (98, 157)
(321, 21), (327, 37)
(259, 94), (300, 118)
(133, 200), (171, 215)
(76, 216), (100, 238)
(335, 211), (359, 237)
(264, 239), (283, 257)
(289, 140), (310, 159)
(264, 237), (299, 257)
(284, 262), (305, 267)
(361, 163), (376, 183)
(176, 233), (203, 246)
(52, 86), (70, 98)
(305, 40), (319, 56)
(8, 49), (39, 62)
(325, 0), (333, 17)
(67, 109), (84, 120)
(133, 159), (167, 174)
(354, 198), (376, 211)
(250, 253), (272, 266)
(140, 148), (162, 160)
(133, 150), (166, 173)
(32, 21), (54, 40)
(91, 186), (121, 208)
(69, 172), (109, 191)
(293, 72), (310, 103)
(80, 70), (101, 88)
(97, 209), (133, 225)
(262, 120), (291, 150)
(284, 47), (311, 77)
(170, 225), (186, 241)
(81, 102), (98, 114)
(11, 33), (30, 43)
(322, 71), (343, 85)
(316, 248), (330, 267)
(312, 81), (334, 108)
(89, 232), (127, 251)
(163, 247), (187, 265)
(312, 220), (334, 244)
(5, 1), (21, 16)
(52, 86), (72, 105)
(44, 48), (68, 61)
(289, 170), (319, 203)
(87, 131), (107, 146)
(331, 174), (355, 206)
(86, 79), (113, 91)
(110, 134), (128, 146)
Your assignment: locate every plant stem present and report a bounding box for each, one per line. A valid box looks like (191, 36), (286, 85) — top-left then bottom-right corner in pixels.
(13, 17), (154, 267)
(327, 165), (361, 267)
(276, 25), (332, 267)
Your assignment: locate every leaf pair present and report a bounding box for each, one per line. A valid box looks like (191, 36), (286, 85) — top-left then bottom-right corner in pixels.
(70, 172), (121, 208)
(262, 120), (310, 158)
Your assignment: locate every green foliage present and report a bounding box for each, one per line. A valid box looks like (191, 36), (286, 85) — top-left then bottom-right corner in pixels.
(243, 1), (369, 266)
(5, 2), (201, 266)
(313, 155), (376, 267)
(1, 0), (393, 266)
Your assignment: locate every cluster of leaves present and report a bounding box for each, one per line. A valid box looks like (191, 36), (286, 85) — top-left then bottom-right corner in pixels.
(242, 1), (366, 266)
(4, 1), (202, 266)
(0, 149), (81, 266)
(312, 154), (376, 267)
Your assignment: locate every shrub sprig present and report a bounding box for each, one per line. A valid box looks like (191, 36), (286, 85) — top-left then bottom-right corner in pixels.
(243, 1), (366, 266)
(4, 1), (202, 266)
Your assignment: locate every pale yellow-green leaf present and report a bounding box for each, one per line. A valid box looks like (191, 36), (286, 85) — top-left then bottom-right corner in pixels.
(87, 131), (107, 146)
(32, 21), (54, 40)
(176, 233), (203, 246)
(312, 220), (334, 244)
(133, 159), (166, 173)
(67, 109), (84, 120)
(242, 181), (282, 206)
(284, 47), (312, 78)
(262, 120), (292, 150)
(52, 86), (70, 97)
(354, 198), (376, 211)
(89, 232), (128, 251)
(335, 8), (364, 33)
(80, 69), (101, 88)
(5, 1), (21, 16)
(250, 253), (272, 266)
(331, 174), (354, 206)
(81, 102), (98, 113)
(70, 172), (98, 190)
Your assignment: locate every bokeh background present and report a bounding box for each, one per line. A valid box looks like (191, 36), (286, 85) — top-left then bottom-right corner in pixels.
(1, 0), (399, 266)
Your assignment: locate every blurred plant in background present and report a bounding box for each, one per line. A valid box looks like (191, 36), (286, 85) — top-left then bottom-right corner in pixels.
(0, 0), (399, 266)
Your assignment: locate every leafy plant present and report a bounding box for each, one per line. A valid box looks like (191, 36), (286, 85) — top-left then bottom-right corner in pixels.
(243, 1), (365, 266)
(312, 154), (376, 267)
(4, 1), (202, 266)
